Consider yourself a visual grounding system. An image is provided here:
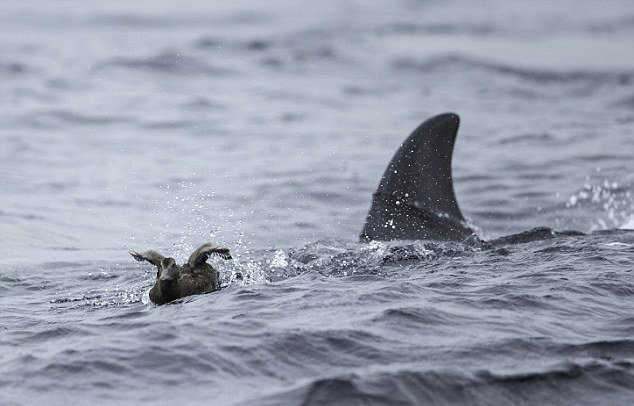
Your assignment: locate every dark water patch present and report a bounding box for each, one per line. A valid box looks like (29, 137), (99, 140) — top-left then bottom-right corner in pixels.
(456, 174), (495, 182)
(0, 269), (35, 285)
(23, 109), (135, 128)
(195, 36), (223, 49)
(535, 245), (587, 254)
(476, 293), (553, 310)
(279, 111), (305, 122)
(562, 339), (634, 360)
(295, 190), (346, 202)
(292, 45), (337, 63)
(250, 329), (396, 372)
(39, 356), (131, 378)
(293, 220), (318, 229)
(230, 288), (271, 302)
(356, 281), (430, 304)
(244, 39), (271, 51)
(0, 134), (32, 156)
(49, 109), (131, 125)
(181, 96), (226, 110)
(130, 345), (229, 375)
(491, 247), (511, 256)
(499, 132), (556, 145)
(46, 77), (75, 90)
(81, 319), (157, 338)
(196, 36), (274, 52)
(449, 336), (555, 360)
(48, 246), (81, 252)
(514, 172), (565, 181)
(611, 316), (634, 334)
(511, 190), (549, 199)
(378, 21), (494, 36)
(613, 93), (634, 108)
(500, 293), (554, 309)
(96, 309), (150, 322)
(74, 198), (133, 210)
(614, 114), (634, 125)
(103, 50), (230, 76)
(250, 376), (403, 406)
(372, 306), (472, 328)
(247, 360), (634, 406)
(139, 119), (194, 130)
(90, 14), (177, 28)
(24, 325), (94, 343)
(586, 15), (634, 34)
(283, 28), (343, 61)
(474, 361), (634, 404)
(197, 29), (344, 69)
(424, 280), (468, 291)
(393, 54), (634, 84)
(547, 282), (599, 295)
(585, 254), (617, 263)
(577, 154), (633, 162)
(341, 84), (398, 97)
(90, 12), (258, 29)
(489, 227), (559, 245)
(259, 56), (285, 68)
(0, 61), (31, 75)
(591, 282), (634, 297)
(5, 274), (59, 292)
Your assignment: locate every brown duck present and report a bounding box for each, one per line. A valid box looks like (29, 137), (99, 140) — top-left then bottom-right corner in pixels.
(130, 242), (232, 305)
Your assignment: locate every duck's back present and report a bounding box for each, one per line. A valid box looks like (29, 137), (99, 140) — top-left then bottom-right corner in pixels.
(178, 264), (219, 296)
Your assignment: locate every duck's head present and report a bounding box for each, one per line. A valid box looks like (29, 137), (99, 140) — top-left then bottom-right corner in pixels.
(158, 257), (181, 292)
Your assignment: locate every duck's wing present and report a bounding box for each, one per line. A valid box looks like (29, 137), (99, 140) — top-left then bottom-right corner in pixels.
(129, 249), (165, 267)
(188, 243), (232, 267)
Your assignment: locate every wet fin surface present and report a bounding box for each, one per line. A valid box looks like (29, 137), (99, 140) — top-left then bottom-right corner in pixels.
(361, 113), (474, 241)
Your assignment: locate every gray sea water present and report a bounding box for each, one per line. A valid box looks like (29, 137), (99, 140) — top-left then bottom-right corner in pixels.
(1, 1), (634, 405)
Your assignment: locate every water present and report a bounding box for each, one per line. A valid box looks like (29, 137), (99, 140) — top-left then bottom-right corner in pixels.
(1, 0), (634, 405)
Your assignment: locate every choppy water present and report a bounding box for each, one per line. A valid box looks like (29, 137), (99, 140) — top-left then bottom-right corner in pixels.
(1, 1), (634, 405)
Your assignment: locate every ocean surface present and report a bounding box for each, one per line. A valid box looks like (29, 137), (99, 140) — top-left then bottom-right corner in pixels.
(1, 1), (634, 405)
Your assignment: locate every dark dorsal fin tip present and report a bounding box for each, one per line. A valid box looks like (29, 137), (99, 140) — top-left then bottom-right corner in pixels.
(361, 113), (473, 242)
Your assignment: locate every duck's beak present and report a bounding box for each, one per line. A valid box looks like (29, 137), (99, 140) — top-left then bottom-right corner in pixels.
(159, 258), (180, 282)
(160, 272), (175, 282)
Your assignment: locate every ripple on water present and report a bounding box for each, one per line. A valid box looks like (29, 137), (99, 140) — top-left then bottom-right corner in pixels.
(241, 359), (634, 406)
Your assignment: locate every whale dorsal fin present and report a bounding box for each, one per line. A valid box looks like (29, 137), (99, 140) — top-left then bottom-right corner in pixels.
(360, 113), (473, 241)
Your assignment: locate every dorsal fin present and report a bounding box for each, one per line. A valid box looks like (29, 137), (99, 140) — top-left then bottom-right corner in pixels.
(360, 113), (473, 241)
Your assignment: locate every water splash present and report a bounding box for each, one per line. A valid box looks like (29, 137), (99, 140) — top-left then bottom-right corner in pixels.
(566, 179), (634, 231)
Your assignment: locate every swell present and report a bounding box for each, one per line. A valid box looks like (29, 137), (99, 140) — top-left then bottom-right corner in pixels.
(243, 360), (634, 406)
(393, 54), (634, 84)
(100, 50), (230, 76)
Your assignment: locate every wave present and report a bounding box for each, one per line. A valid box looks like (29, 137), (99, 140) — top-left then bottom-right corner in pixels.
(392, 54), (634, 84)
(101, 50), (230, 76)
(0, 61), (31, 75)
(241, 360), (634, 406)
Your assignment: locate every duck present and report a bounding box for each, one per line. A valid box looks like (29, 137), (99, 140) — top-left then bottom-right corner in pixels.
(130, 242), (232, 305)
